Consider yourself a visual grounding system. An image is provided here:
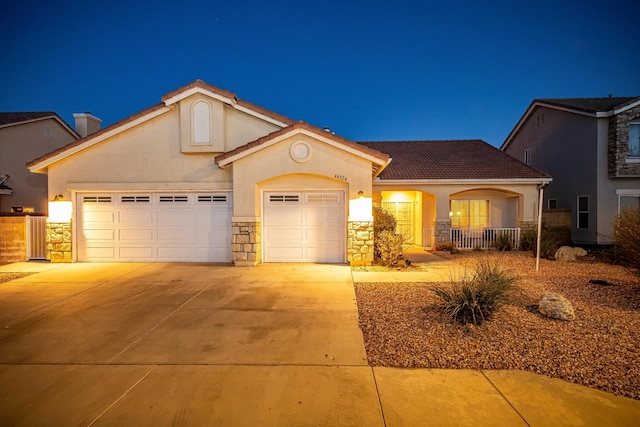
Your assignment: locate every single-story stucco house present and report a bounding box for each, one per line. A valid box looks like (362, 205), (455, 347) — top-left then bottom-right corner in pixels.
(27, 80), (550, 265)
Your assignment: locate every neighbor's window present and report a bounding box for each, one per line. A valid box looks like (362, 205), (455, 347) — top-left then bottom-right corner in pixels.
(524, 148), (531, 165)
(548, 199), (557, 209)
(450, 200), (489, 229)
(629, 123), (640, 157)
(577, 196), (589, 229)
(620, 195), (640, 212)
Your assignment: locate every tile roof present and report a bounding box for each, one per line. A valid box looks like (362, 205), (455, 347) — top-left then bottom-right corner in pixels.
(359, 140), (550, 180)
(215, 121), (390, 165)
(0, 112), (62, 127)
(536, 97), (640, 113)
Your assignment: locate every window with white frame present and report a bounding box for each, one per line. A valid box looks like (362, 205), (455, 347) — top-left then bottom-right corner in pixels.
(524, 148), (531, 165)
(629, 123), (640, 157)
(577, 196), (589, 229)
(619, 195), (640, 212)
(450, 200), (489, 229)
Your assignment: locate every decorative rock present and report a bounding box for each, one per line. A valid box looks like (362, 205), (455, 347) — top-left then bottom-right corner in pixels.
(539, 292), (575, 321)
(574, 247), (587, 257)
(555, 246), (577, 262)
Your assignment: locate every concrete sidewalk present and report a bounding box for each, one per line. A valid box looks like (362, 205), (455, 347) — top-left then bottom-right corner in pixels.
(0, 261), (638, 426)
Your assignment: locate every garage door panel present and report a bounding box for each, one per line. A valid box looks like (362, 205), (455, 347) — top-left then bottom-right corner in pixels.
(119, 247), (154, 259)
(83, 247), (116, 259)
(82, 211), (115, 223)
(81, 229), (115, 241)
(119, 210), (153, 224)
(265, 247), (304, 261)
(78, 192), (232, 262)
(119, 229), (153, 241)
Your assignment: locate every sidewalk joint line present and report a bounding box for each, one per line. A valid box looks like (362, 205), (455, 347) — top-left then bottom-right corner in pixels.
(480, 370), (530, 427)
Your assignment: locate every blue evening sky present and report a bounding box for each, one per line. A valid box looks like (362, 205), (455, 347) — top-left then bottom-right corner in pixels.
(1, 0), (638, 147)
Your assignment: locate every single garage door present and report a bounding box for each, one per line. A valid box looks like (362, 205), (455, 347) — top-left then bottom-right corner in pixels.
(263, 191), (345, 262)
(77, 192), (232, 262)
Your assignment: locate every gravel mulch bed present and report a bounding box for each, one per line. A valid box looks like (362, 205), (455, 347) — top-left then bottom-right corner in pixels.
(0, 272), (33, 284)
(355, 251), (640, 400)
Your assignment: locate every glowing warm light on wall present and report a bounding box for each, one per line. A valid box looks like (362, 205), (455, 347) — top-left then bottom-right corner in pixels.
(48, 195), (72, 223)
(349, 191), (373, 221)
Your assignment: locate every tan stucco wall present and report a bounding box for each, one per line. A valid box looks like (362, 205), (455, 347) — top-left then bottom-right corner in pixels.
(47, 109), (232, 198)
(231, 135), (372, 217)
(0, 119), (77, 213)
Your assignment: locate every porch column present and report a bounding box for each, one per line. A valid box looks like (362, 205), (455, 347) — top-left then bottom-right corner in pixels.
(435, 194), (452, 244)
(46, 222), (72, 263)
(232, 218), (261, 266)
(347, 220), (374, 266)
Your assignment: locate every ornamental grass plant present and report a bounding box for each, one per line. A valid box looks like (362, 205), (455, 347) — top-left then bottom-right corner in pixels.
(431, 258), (518, 326)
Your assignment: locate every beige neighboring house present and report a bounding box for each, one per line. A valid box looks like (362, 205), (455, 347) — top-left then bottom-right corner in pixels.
(27, 80), (550, 265)
(0, 112), (88, 213)
(501, 97), (640, 245)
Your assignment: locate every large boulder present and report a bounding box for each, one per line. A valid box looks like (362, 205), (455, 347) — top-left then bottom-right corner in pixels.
(539, 292), (575, 321)
(555, 246), (577, 262)
(574, 247), (587, 257)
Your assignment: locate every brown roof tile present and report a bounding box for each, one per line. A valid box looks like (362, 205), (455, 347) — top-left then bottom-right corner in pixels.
(0, 112), (64, 127)
(215, 121), (389, 165)
(536, 97), (640, 113)
(359, 140), (550, 180)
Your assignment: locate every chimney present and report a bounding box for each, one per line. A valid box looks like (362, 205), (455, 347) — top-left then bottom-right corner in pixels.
(73, 113), (102, 138)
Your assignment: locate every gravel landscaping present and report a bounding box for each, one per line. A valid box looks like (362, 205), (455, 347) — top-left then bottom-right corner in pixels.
(355, 251), (640, 400)
(0, 272), (32, 284)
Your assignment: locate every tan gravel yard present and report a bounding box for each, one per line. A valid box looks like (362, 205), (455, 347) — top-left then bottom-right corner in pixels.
(355, 251), (640, 400)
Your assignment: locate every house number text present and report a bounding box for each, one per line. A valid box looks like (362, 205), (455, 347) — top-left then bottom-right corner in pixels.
(334, 174), (348, 181)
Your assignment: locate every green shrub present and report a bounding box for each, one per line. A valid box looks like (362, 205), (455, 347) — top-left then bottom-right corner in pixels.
(492, 232), (513, 251)
(431, 259), (518, 326)
(613, 205), (640, 270)
(377, 230), (404, 266)
(519, 226), (558, 259)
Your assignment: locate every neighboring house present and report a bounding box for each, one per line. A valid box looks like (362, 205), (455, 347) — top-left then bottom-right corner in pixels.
(0, 112), (82, 213)
(501, 97), (640, 245)
(27, 80), (549, 265)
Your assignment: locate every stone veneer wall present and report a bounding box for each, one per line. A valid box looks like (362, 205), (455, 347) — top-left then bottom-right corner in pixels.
(434, 220), (450, 245)
(609, 104), (640, 177)
(232, 221), (261, 265)
(0, 217), (27, 263)
(46, 222), (72, 263)
(347, 221), (373, 266)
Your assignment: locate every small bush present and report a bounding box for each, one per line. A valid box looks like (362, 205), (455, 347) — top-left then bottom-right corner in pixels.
(520, 226), (558, 259)
(373, 206), (396, 257)
(613, 205), (640, 270)
(492, 232), (513, 251)
(431, 259), (518, 326)
(377, 230), (404, 266)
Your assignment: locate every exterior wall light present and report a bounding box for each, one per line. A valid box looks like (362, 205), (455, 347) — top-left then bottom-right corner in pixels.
(48, 194), (72, 223)
(349, 190), (372, 222)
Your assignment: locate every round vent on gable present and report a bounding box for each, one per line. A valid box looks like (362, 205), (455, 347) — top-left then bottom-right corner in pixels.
(290, 140), (312, 163)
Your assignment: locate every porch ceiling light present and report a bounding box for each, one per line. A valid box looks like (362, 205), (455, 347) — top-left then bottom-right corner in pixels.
(48, 194), (72, 223)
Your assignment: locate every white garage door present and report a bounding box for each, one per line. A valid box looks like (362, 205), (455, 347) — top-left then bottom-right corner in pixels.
(77, 192), (232, 262)
(263, 191), (345, 263)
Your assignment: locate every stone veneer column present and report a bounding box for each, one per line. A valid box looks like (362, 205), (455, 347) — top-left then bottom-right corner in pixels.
(347, 221), (373, 266)
(232, 221), (261, 266)
(46, 222), (72, 263)
(434, 220), (451, 244)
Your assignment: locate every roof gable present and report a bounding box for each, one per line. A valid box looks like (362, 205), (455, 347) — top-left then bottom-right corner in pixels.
(215, 122), (390, 176)
(0, 112), (78, 138)
(359, 140), (550, 181)
(27, 80), (296, 172)
(501, 96), (640, 151)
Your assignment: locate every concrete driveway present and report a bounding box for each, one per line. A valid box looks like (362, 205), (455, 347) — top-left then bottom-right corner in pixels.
(1, 262), (639, 426)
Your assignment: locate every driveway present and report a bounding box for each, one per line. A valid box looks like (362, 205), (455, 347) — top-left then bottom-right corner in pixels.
(1, 262), (639, 426)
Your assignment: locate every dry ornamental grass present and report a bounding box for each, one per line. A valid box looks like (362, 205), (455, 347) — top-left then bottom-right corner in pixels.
(355, 251), (640, 400)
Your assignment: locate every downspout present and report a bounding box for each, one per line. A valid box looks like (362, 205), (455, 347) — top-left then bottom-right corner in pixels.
(535, 180), (549, 272)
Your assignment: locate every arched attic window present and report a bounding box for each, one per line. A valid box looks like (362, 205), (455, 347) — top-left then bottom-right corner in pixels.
(193, 101), (211, 144)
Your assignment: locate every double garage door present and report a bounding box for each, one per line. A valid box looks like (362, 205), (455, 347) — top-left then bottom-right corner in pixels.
(77, 192), (232, 262)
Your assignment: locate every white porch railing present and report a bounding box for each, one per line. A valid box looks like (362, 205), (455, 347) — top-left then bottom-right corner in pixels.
(450, 228), (521, 250)
(422, 228), (435, 249)
(26, 215), (47, 260)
